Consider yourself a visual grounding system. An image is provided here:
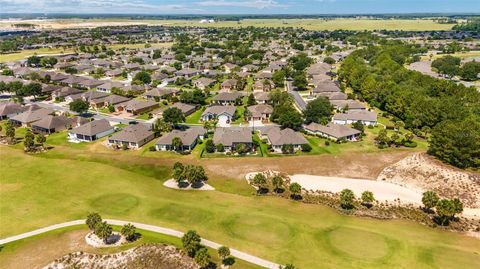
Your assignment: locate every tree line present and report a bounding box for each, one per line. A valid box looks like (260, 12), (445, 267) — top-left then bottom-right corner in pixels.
(339, 43), (480, 168)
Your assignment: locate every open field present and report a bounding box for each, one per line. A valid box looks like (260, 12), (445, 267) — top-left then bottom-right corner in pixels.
(1, 145), (480, 269)
(0, 18), (455, 31)
(421, 51), (480, 61)
(0, 225), (260, 269)
(0, 42), (173, 62)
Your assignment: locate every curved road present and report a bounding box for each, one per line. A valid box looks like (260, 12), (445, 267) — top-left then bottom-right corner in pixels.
(0, 219), (280, 269)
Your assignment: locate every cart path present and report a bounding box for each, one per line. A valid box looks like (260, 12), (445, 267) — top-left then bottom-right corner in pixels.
(0, 219), (280, 269)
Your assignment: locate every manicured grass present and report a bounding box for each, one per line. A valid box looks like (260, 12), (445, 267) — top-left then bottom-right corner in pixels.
(1, 146), (479, 269)
(135, 113), (151, 120)
(185, 108), (204, 124)
(0, 224), (260, 269)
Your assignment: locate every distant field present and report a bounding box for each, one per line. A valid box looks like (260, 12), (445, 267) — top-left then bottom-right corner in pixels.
(422, 50), (480, 60)
(0, 42), (172, 62)
(0, 18), (455, 31)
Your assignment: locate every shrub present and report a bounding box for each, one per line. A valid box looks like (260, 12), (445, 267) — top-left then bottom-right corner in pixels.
(301, 143), (312, 152)
(324, 140), (330, 146)
(403, 141), (417, 148)
(149, 146), (156, 151)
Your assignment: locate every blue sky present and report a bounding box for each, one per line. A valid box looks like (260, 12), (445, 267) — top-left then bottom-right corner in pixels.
(0, 0), (479, 14)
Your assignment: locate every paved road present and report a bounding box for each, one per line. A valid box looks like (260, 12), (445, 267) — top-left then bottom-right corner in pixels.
(287, 81), (307, 111)
(0, 219), (281, 269)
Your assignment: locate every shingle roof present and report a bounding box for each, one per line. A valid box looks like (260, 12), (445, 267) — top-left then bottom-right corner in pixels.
(247, 104), (273, 118)
(0, 102), (26, 116)
(156, 127), (206, 146)
(262, 126), (308, 146)
(109, 124), (153, 143)
(333, 110), (377, 122)
(70, 119), (113, 136)
(202, 105), (236, 117)
(213, 127), (252, 147)
(304, 123), (360, 139)
(31, 115), (71, 130)
(213, 92), (243, 102)
(10, 107), (54, 124)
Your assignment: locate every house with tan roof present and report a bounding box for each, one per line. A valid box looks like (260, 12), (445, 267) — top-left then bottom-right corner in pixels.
(246, 104), (273, 122)
(108, 124), (154, 149)
(115, 99), (159, 115)
(31, 115), (73, 135)
(260, 126), (308, 153)
(213, 127), (253, 152)
(304, 122), (361, 141)
(333, 110), (377, 126)
(155, 127), (206, 151)
(68, 119), (114, 142)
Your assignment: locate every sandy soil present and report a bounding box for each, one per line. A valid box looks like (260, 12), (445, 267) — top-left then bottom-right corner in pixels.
(290, 174), (423, 205)
(377, 153), (480, 208)
(163, 179), (215, 191)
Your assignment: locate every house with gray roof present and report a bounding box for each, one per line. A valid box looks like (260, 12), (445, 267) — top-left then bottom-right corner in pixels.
(108, 124), (154, 149)
(304, 122), (361, 141)
(65, 91), (109, 103)
(193, 77), (215, 90)
(213, 127), (252, 152)
(201, 105), (236, 125)
(31, 115), (73, 135)
(96, 81), (125, 93)
(0, 102), (27, 120)
(330, 99), (367, 111)
(212, 92), (243, 106)
(246, 104), (273, 122)
(115, 99), (159, 115)
(144, 87), (178, 100)
(90, 95), (130, 109)
(155, 127), (206, 151)
(333, 110), (377, 126)
(10, 107), (55, 127)
(260, 126), (308, 153)
(68, 119), (114, 142)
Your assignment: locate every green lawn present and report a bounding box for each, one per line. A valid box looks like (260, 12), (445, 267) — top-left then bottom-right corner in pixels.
(1, 146), (479, 269)
(0, 224), (260, 269)
(185, 108), (204, 124)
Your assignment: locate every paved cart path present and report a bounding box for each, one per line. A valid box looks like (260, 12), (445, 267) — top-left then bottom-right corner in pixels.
(0, 219), (280, 269)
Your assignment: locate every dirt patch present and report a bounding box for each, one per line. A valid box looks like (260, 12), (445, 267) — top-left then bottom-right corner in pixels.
(0, 229), (95, 269)
(201, 151), (412, 180)
(43, 244), (199, 269)
(377, 153), (480, 208)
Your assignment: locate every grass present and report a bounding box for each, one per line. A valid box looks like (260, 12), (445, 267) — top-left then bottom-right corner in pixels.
(0, 42), (173, 63)
(0, 224), (260, 269)
(136, 113), (151, 120)
(1, 145), (479, 269)
(0, 47), (76, 63)
(185, 108), (204, 124)
(2, 18), (455, 31)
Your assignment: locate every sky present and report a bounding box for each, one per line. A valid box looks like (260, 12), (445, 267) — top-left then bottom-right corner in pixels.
(0, 0), (479, 14)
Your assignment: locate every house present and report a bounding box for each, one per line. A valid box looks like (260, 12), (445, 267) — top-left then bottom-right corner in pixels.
(96, 81), (125, 93)
(51, 87), (82, 100)
(65, 91), (109, 103)
(221, 79), (237, 92)
(253, 92), (270, 104)
(108, 124), (155, 149)
(332, 110), (377, 126)
(212, 92), (243, 106)
(312, 81), (341, 94)
(68, 119), (114, 142)
(175, 68), (200, 79)
(78, 79), (104, 89)
(89, 95), (130, 109)
(10, 107), (55, 127)
(170, 102), (197, 116)
(260, 126), (308, 153)
(318, 92), (348, 101)
(253, 80), (274, 92)
(31, 115), (73, 134)
(193, 77), (215, 90)
(115, 100), (159, 115)
(144, 87), (178, 100)
(246, 104), (273, 122)
(304, 122), (361, 141)
(201, 105), (236, 124)
(155, 127), (206, 151)
(213, 127), (253, 152)
(106, 68), (124, 77)
(0, 102), (27, 119)
(224, 63), (238, 73)
(330, 99), (367, 111)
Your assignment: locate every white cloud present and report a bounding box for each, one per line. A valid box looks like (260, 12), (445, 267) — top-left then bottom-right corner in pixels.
(0, 0), (202, 13)
(196, 0), (284, 9)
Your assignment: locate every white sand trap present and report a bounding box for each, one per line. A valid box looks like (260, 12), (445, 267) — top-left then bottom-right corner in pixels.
(290, 174), (423, 205)
(163, 179), (215, 191)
